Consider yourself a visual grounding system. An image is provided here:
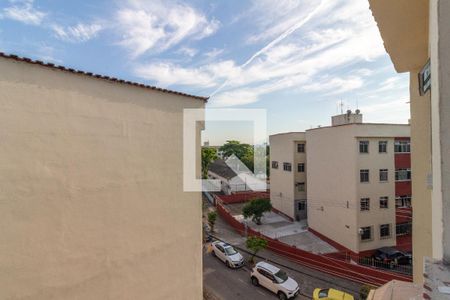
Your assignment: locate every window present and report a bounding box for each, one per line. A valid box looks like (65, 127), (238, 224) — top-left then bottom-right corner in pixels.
(396, 195), (412, 208)
(379, 196), (389, 209)
(297, 182), (305, 192)
(359, 141), (369, 153)
(297, 163), (305, 172)
(395, 168), (411, 181)
(360, 226), (372, 241)
(297, 143), (305, 153)
(283, 163), (292, 171)
(318, 289), (329, 298)
(360, 198), (370, 211)
(360, 169), (369, 182)
(380, 224), (391, 239)
(394, 140), (410, 153)
(271, 161), (278, 169)
(379, 169), (388, 182)
(379, 141), (388, 153)
(298, 201), (306, 211)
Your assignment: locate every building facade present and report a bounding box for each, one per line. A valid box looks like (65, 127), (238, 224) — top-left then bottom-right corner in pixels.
(269, 132), (307, 221)
(0, 53), (205, 299)
(370, 0), (450, 288)
(270, 112), (410, 253)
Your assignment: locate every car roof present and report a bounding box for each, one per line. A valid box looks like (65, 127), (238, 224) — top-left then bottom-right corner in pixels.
(213, 241), (233, 248)
(256, 261), (280, 274)
(378, 247), (401, 255)
(328, 289), (353, 299)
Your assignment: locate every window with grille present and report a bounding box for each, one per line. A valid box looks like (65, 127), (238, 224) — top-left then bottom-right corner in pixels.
(394, 140), (410, 153)
(395, 168), (411, 181)
(297, 143), (305, 153)
(271, 161), (278, 169)
(297, 163), (305, 172)
(360, 198), (370, 211)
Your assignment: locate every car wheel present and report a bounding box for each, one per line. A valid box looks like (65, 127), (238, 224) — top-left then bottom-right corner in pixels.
(251, 277), (259, 286)
(211, 250), (216, 257)
(225, 261), (231, 268)
(278, 291), (288, 300)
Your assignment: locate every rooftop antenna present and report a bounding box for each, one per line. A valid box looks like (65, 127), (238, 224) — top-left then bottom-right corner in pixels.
(340, 100), (344, 114)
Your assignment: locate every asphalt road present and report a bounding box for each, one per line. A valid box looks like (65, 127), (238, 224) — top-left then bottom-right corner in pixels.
(202, 203), (364, 299)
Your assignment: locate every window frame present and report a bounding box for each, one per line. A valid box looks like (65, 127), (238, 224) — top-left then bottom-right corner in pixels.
(394, 140), (411, 153)
(360, 169), (370, 183)
(359, 141), (369, 153)
(380, 224), (391, 239)
(360, 226), (372, 241)
(360, 198), (370, 211)
(283, 162), (292, 172)
(297, 143), (305, 153)
(297, 182), (305, 192)
(297, 163), (305, 172)
(395, 168), (411, 181)
(379, 169), (389, 182)
(271, 161), (279, 169)
(379, 196), (389, 209)
(378, 141), (388, 153)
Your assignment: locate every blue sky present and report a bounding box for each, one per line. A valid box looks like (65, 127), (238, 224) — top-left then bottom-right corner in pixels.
(0, 0), (410, 145)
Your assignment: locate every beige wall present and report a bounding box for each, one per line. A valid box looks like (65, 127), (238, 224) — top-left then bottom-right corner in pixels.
(269, 132), (306, 219)
(409, 70), (433, 283)
(307, 124), (409, 253)
(0, 58), (204, 299)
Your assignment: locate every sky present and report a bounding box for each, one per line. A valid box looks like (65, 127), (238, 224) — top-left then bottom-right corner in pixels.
(0, 0), (410, 145)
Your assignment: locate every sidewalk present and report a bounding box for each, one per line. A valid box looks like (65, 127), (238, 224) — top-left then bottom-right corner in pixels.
(224, 202), (337, 254)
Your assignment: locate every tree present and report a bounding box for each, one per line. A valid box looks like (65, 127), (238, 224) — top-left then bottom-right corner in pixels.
(207, 211), (217, 232)
(242, 198), (272, 225)
(219, 140), (254, 171)
(246, 236), (268, 263)
(201, 147), (218, 179)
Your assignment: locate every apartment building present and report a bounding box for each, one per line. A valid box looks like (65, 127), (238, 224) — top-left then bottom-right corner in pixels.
(269, 132), (307, 221)
(269, 112), (410, 254)
(369, 0), (450, 290)
(0, 53), (206, 300)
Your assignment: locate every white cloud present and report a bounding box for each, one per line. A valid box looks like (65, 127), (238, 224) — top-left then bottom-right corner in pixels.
(204, 48), (224, 59)
(1, 0), (46, 25)
(177, 46), (198, 57)
(134, 60), (239, 88)
(52, 23), (103, 43)
(116, 0), (220, 58)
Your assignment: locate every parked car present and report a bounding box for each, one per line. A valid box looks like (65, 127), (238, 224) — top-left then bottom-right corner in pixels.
(313, 288), (354, 300)
(250, 261), (300, 300)
(211, 241), (244, 268)
(372, 247), (411, 266)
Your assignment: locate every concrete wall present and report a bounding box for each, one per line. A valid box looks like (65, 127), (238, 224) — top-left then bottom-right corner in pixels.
(306, 126), (360, 253)
(307, 124), (409, 253)
(356, 137), (397, 252)
(0, 58), (204, 299)
(410, 70), (433, 283)
(269, 132), (305, 219)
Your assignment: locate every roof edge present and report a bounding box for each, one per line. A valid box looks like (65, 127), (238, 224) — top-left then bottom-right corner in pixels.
(0, 52), (209, 102)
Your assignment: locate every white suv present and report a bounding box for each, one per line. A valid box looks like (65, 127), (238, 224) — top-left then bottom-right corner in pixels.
(211, 241), (244, 268)
(250, 261), (300, 300)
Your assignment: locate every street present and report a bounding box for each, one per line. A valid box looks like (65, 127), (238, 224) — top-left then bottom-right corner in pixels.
(203, 206), (363, 299)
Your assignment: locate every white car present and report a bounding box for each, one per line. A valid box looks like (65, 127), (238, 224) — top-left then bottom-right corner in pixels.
(211, 241), (244, 268)
(250, 261), (300, 300)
